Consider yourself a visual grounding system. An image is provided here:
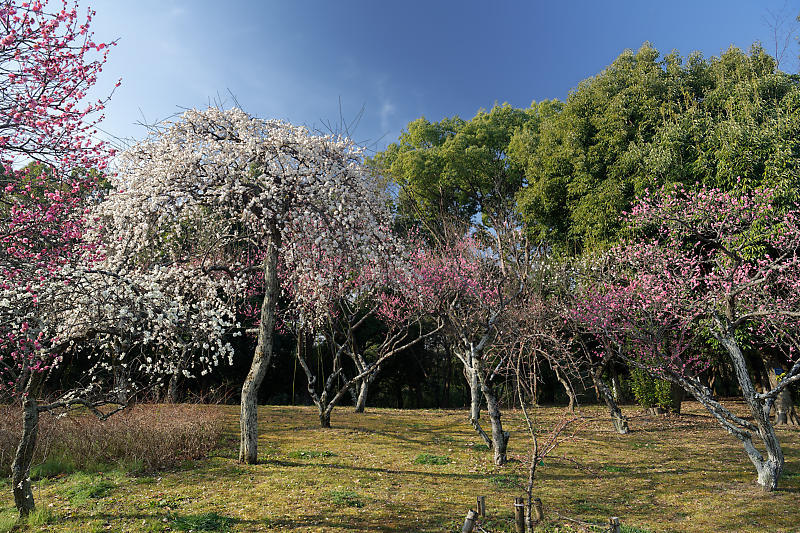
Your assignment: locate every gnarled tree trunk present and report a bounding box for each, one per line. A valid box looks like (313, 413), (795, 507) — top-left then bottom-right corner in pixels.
(716, 325), (784, 491)
(239, 232), (279, 464)
(12, 374), (43, 516)
(475, 357), (509, 465)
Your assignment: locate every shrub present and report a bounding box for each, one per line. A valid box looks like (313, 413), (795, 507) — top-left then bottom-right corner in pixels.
(629, 368), (680, 412)
(0, 404), (225, 476)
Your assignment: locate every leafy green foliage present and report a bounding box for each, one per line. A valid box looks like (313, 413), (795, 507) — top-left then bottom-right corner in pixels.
(373, 104), (534, 234)
(512, 43), (800, 254)
(629, 368), (676, 411)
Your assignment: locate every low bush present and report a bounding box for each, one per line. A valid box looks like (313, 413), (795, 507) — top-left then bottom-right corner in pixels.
(0, 403), (225, 477)
(629, 368), (680, 412)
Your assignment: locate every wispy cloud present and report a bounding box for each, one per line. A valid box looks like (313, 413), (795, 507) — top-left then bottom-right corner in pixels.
(379, 100), (396, 132)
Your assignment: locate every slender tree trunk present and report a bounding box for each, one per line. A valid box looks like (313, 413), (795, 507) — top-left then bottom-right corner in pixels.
(167, 370), (180, 403)
(716, 326), (784, 491)
(554, 366), (576, 412)
(592, 365), (629, 434)
(354, 379), (368, 413)
(12, 374), (42, 516)
(610, 364), (623, 402)
(763, 360), (799, 425)
(239, 232), (280, 464)
(468, 364), (481, 422)
(475, 358), (509, 465)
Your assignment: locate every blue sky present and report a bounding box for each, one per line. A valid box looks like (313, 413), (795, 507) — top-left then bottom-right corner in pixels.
(89, 0), (800, 153)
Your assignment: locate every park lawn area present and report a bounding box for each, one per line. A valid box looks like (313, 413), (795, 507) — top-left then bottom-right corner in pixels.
(0, 402), (797, 532)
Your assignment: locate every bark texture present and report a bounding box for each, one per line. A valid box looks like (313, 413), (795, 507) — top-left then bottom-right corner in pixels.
(239, 233), (279, 464)
(476, 357), (509, 465)
(717, 329), (784, 491)
(12, 375), (42, 516)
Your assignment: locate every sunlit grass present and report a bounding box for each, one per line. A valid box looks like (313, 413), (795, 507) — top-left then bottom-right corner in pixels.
(0, 402), (796, 532)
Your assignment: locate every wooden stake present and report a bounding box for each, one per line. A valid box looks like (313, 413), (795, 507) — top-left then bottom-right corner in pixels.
(462, 509), (477, 533)
(609, 516), (621, 533)
(533, 497), (543, 522)
(514, 497), (525, 533)
(477, 495), (486, 517)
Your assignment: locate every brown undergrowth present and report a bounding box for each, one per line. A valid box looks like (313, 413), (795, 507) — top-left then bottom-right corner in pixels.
(0, 403), (225, 476)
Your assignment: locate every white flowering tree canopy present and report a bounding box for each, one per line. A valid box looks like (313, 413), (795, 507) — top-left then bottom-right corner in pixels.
(97, 107), (396, 325)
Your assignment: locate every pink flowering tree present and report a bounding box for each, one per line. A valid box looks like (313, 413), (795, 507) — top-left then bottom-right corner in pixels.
(105, 107), (396, 463)
(412, 228), (528, 465)
(287, 235), (443, 427)
(0, 0), (123, 515)
(576, 183), (800, 491)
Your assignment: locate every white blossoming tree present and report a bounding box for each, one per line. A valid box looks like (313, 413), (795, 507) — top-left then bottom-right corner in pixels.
(106, 107), (395, 463)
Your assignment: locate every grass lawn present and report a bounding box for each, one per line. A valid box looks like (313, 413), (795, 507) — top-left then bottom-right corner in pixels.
(0, 402), (798, 532)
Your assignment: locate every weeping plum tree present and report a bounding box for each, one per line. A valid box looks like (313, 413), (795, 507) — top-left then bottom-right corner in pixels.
(576, 183), (800, 491)
(110, 107), (394, 464)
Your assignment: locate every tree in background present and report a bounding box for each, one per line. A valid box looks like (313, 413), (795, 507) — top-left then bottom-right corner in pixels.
(374, 103), (533, 238)
(285, 232), (443, 427)
(512, 43), (800, 255)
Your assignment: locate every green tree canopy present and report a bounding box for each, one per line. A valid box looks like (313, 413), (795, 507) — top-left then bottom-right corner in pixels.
(512, 43), (800, 254)
(373, 103), (535, 235)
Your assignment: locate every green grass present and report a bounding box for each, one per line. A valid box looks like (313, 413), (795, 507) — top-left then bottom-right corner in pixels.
(489, 473), (522, 488)
(170, 512), (235, 531)
(63, 473), (116, 504)
(0, 510), (16, 533)
(327, 489), (365, 508)
(0, 403), (796, 532)
(287, 449), (337, 459)
(413, 453), (451, 465)
(601, 464), (631, 473)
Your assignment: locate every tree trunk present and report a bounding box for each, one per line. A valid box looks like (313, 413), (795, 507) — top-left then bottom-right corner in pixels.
(763, 361), (799, 426)
(610, 364), (623, 402)
(468, 364), (481, 422)
(354, 379), (368, 413)
(12, 375), (42, 516)
(475, 358), (509, 465)
(668, 382), (684, 414)
(592, 365), (629, 434)
(554, 366), (576, 412)
(482, 381), (509, 465)
(716, 327), (784, 491)
(319, 409), (331, 428)
(167, 370), (180, 403)
(239, 232), (280, 464)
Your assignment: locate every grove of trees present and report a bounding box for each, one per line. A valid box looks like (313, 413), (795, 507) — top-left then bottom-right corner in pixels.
(2, 0), (800, 520)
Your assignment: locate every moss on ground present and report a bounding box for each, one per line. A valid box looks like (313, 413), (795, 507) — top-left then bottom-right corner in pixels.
(0, 403), (797, 532)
